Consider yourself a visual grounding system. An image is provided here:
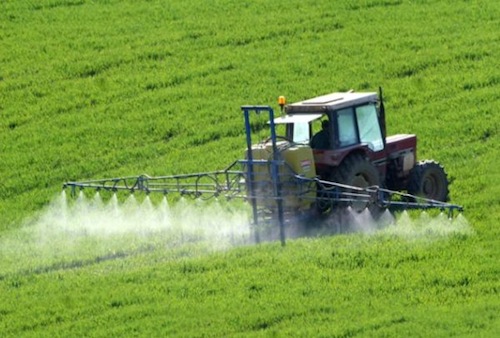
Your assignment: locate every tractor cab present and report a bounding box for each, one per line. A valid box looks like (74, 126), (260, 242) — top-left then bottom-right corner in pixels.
(275, 92), (388, 176)
(281, 93), (385, 146)
(278, 92), (384, 151)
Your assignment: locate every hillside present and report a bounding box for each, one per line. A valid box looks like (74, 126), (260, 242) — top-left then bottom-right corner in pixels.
(1, 0), (499, 336)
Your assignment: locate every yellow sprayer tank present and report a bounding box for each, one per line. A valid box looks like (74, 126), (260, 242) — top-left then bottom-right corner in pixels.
(247, 141), (317, 211)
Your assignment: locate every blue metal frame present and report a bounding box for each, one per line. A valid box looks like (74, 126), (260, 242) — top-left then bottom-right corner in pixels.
(241, 105), (286, 246)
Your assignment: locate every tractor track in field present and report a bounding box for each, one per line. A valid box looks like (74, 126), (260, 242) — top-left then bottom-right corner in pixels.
(0, 251), (131, 281)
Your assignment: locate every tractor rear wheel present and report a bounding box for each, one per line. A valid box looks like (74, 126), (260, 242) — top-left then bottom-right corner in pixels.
(408, 160), (449, 201)
(331, 154), (381, 212)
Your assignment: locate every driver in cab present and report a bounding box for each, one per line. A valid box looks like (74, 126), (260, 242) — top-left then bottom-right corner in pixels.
(310, 120), (331, 150)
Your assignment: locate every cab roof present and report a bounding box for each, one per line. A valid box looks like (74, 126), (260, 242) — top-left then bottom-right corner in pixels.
(285, 92), (378, 114)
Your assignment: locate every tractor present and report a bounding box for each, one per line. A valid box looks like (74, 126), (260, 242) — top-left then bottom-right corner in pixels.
(272, 88), (449, 211)
(64, 89), (461, 245)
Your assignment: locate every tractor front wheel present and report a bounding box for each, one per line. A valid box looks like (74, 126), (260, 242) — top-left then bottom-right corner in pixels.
(408, 160), (449, 201)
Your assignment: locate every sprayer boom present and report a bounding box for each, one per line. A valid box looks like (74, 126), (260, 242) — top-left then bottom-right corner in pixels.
(64, 161), (248, 200)
(64, 163), (462, 217)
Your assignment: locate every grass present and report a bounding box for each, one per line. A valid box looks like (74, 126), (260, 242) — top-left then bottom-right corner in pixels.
(1, 0), (499, 336)
(1, 232), (498, 336)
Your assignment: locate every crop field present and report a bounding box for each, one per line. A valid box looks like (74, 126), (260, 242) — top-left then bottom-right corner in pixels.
(1, 0), (499, 336)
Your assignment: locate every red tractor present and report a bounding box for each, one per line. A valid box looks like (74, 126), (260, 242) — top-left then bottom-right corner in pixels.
(275, 88), (449, 208)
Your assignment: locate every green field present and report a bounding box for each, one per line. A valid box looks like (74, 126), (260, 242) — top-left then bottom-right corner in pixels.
(1, 0), (499, 336)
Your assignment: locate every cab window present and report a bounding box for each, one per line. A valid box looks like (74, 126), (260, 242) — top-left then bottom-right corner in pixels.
(356, 104), (384, 151)
(292, 122), (310, 143)
(337, 108), (358, 147)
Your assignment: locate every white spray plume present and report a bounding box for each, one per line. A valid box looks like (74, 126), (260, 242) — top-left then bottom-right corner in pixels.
(0, 191), (253, 276)
(0, 192), (472, 276)
(379, 210), (473, 239)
